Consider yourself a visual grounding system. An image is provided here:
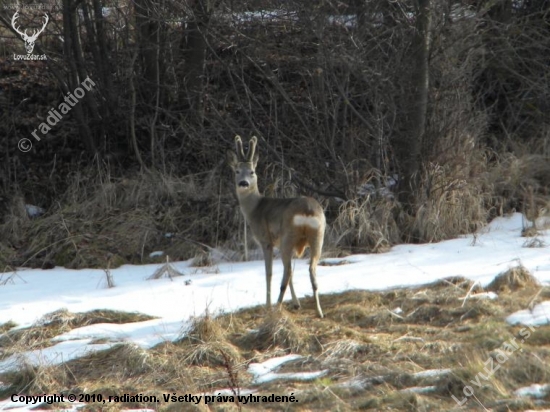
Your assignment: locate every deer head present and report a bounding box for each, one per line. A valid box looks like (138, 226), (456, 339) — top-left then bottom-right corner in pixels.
(228, 135), (259, 194)
(12, 11), (49, 54)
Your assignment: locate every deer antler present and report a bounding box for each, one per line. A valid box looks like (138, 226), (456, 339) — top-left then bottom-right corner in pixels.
(11, 11), (26, 38)
(29, 13), (48, 41)
(234, 135), (245, 159)
(11, 12), (48, 41)
(247, 136), (258, 162)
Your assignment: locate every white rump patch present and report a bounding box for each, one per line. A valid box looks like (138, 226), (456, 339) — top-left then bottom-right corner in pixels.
(293, 215), (320, 229)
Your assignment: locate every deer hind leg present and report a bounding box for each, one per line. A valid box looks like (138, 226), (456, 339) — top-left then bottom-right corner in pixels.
(287, 236), (307, 310)
(262, 244), (274, 308)
(308, 229), (324, 318)
(276, 239), (295, 308)
(289, 276), (301, 310)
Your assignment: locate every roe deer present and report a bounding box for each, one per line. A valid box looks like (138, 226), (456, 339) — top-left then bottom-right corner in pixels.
(227, 135), (326, 318)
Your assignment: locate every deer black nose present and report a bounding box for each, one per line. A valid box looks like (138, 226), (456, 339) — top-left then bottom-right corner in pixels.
(238, 180), (250, 188)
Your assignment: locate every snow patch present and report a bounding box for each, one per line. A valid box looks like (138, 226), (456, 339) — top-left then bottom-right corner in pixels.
(514, 383), (550, 398)
(506, 301), (550, 327)
(248, 354), (327, 384)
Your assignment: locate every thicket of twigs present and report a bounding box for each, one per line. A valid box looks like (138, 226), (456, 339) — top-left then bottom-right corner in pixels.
(0, 0), (549, 269)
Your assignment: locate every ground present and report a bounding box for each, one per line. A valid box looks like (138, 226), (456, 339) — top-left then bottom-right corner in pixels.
(1, 214), (550, 411)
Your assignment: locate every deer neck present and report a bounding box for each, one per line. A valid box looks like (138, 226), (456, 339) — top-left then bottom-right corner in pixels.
(237, 187), (262, 219)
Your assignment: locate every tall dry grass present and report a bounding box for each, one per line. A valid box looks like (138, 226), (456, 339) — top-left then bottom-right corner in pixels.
(329, 135), (550, 251)
(0, 136), (549, 269)
(0, 163), (240, 269)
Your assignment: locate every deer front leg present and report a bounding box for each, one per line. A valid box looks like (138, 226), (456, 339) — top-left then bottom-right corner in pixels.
(262, 244), (274, 308)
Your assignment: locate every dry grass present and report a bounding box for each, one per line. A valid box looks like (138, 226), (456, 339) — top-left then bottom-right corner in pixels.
(0, 309), (218, 403)
(329, 136), (550, 251)
(2, 135), (550, 271)
(331, 196), (400, 253)
(0, 309), (156, 364)
(147, 257), (185, 280)
(2, 277), (550, 410)
(1, 144), (550, 410)
(0, 166), (241, 270)
(487, 265), (540, 293)
(2, 257), (548, 411)
(485, 151), (550, 216)
(408, 162), (488, 243)
(330, 160), (487, 250)
(184, 311), (227, 343)
(176, 312), (245, 371)
(241, 308), (311, 353)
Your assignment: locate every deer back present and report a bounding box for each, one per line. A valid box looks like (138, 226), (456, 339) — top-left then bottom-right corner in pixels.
(248, 196), (324, 247)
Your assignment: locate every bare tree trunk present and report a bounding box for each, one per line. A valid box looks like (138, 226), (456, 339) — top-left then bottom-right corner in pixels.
(134, 0), (161, 101)
(396, 0), (432, 209)
(77, 0), (110, 152)
(179, 0), (211, 120)
(62, 0), (97, 154)
(91, 0), (115, 108)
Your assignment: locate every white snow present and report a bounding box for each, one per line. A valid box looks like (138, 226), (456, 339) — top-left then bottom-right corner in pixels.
(506, 301), (550, 327)
(248, 354), (327, 384)
(400, 385), (437, 393)
(514, 383), (550, 398)
(458, 291), (498, 301)
(1, 213), (550, 362)
(0, 339), (113, 371)
(412, 368), (452, 379)
(200, 388), (256, 397)
(1, 212), (550, 410)
(25, 204), (45, 218)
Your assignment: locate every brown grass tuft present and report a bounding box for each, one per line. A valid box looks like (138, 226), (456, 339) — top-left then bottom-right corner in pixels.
(147, 257), (184, 280)
(504, 349), (550, 386)
(407, 161), (488, 243)
(522, 237), (546, 248)
(328, 303), (372, 325)
(0, 320), (17, 333)
(66, 343), (152, 381)
(36, 308), (155, 329)
(487, 265), (540, 292)
(184, 312), (226, 344)
(521, 226), (539, 237)
(486, 151), (550, 219)
(184, 341), (243, 368)
(321, 339), (373, 362)
(243, 309), (309, 352)
(0, 362), (67, 396)
(176, 312), (244, 368)
(331, 196), (400, 253)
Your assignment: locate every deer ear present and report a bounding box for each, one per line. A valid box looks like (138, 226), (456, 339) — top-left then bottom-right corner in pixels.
(234, 135), (245, 159)
(227, 150), (238, 170)
(251, 147), (259, 168)
(248, 136), (259, 166)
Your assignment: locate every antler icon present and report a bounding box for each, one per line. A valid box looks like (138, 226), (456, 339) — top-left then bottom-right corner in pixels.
(11, 11), (49, 54)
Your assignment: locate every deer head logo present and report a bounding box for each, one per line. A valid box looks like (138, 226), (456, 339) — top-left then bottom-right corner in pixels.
(11, 11), (49, 54)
